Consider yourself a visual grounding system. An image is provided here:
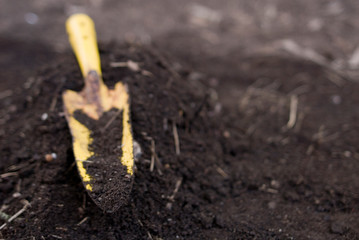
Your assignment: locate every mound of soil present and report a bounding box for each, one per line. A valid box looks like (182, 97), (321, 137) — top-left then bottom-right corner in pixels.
(1, 43), (359, 239)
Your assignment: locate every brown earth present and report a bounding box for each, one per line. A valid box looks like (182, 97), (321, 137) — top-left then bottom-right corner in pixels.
(1, 1), (359, 239)
(1, 42), (359, 239)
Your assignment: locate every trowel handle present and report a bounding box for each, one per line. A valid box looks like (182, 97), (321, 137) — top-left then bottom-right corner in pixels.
(66, 14), (102, 77)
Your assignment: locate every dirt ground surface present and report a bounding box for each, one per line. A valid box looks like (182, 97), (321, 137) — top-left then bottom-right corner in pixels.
(1, 0), (359, 239)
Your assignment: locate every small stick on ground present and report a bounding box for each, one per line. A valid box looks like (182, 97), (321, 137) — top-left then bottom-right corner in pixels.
(169, 178), (182, 202)
(110, 60), (140, 72)
(110, 61), (132, 68)
(306, 144), (315, 155)
(147, 232), (154, 240)
(266, 188), (279, 194)
(313, 125), (327, 144)
(321, 132), (340, 143)
(312, 126), (339, 144)
(51, 235), (63, 239)
(15, 179), (22, 193)
(0, 172), (18, 179)
(216, 166), (229, 178)
(150, 140), (155, 172)
(172, 122), (180, 155)
(0, 200), (30, 230)
(287, 95), (298, 129)
(166, 178), (183, 209)
(110, 60), (153, 77)
(77, 217), (88, 226)
(137, 219), (153, 240)
(142, 133), (163, 175)
(7, 159), (35, 172)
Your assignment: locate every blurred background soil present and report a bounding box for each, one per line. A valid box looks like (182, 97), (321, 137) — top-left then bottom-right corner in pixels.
(1, 0), (359, 239)
(1, 0), (359, 91)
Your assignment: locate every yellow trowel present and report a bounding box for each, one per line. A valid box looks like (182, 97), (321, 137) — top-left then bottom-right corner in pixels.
(63, 14), (134, 212)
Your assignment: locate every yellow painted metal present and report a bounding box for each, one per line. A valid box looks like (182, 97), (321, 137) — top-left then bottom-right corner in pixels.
(63, 14), (134, 192)
(63, 90), (94, 190)
(121, 92), (134, 175)
(66, 14), (101, 78)
(66, 14), (111, 115)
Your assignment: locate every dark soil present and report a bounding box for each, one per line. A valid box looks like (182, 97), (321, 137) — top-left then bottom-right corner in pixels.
(74, 108), (132, 213)
(1, 42), (359, 240)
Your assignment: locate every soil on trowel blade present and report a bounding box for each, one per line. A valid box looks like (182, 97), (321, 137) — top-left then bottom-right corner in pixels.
(73, 108), (132, 213)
